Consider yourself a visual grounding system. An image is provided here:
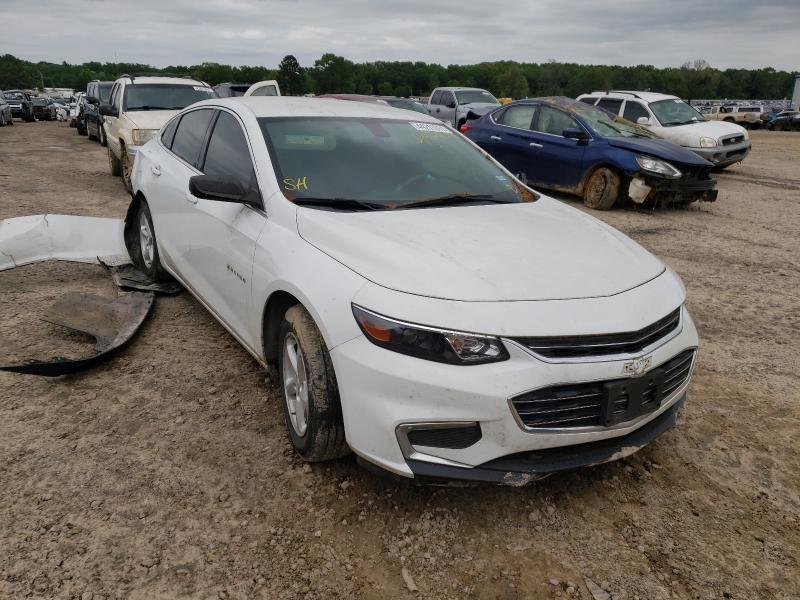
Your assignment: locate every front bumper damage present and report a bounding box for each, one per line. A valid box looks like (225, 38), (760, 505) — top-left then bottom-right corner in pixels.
(0, 214), (180, 376)
(628, 170), (718, 206)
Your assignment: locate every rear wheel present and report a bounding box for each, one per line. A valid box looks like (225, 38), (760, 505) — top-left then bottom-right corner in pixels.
(278, 305), (349, 462)
(108, 144), (121, 176)
(85, 120), (95, 140)
(77, 118), (87, 135)
(583, 167), (620, 210)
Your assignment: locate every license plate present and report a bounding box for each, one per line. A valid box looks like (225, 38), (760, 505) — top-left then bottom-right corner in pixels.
(600, 368), (665, 426)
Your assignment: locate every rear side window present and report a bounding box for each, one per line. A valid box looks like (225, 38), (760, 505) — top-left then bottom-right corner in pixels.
(202, 111), (256, 190)
(250, 85), (278, 97)
(597, 98), (623, 115)
(498, 104), (536, 129)
(160, 117), (179, 149)
(533, 106), (580, 136)
(579, 97), (598, 105)
(623, 101), (649, 123)
(170, 109), (215, 167)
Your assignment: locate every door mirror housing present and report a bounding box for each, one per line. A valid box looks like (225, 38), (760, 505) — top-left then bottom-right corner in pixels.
(188, 175), (261, 207)
(562, 127), (587, 140)
(85, 96), (100, 105)
(446, 100), (456, 109)
(636, 116), (652, 126)
(99, 104), (116, 117)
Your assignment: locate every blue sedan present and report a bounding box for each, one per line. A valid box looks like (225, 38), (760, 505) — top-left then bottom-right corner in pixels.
(462, 96), (718, 210)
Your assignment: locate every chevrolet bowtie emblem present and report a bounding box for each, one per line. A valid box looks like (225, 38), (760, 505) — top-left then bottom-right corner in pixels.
(623, 355), (653, 376)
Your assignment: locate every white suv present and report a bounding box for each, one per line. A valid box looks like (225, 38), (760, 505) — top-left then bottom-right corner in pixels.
(100, 75), (215, 190)
(577, 91), (751, 169)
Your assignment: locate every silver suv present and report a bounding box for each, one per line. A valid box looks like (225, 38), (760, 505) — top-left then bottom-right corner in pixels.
(426, 87), (501, 130)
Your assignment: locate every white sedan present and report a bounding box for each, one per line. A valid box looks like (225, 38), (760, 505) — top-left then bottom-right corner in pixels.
(128, 97), (698, 484)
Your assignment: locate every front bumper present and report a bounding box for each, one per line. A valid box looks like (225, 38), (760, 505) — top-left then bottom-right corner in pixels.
(630, 169), (718, 205)
(690, 140), (751, 167)
(332, 305), (698, 482)
(125, 144), (142, 162)
(9, 105), (25, 117)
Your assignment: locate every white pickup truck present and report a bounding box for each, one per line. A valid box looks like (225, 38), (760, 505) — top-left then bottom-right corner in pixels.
(426, 87), (501, 130)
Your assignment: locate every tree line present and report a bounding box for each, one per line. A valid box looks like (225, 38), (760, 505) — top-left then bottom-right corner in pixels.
(0, 53), (794, 100)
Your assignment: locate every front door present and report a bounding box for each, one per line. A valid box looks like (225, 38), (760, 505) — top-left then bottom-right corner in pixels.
(526, 105), (586, 190)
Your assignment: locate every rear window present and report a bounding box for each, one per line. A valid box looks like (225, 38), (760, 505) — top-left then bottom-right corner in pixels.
(123, 84), (215, 111)
(249, 84), (278, 97)
(579, 97), (598, 105)
(597, 98), (623, 115)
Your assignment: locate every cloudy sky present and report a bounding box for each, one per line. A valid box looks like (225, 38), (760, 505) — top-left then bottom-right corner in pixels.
(1, 0), (797, 70)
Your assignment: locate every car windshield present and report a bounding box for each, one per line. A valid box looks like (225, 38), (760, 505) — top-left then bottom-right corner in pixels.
(5, 92), (24, 100)
(384, 99), (430, 114)
(455, 90), (497, 105)
(97, 83), (113, 103)
(123, 84), (215, 111)
(260, 117), (534, 208)
(650, 99), (705, 126)
(566, 102), (656, 138)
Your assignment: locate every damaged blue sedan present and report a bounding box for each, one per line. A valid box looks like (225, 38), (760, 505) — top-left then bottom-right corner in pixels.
(461, 96), (718, 210)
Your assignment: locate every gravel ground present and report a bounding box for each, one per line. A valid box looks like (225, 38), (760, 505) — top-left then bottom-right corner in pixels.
(1, 121), (798, 600)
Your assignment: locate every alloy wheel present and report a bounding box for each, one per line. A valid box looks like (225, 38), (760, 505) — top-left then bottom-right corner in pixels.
(139, 212), (154, 270)
(282, 333), (309, 437)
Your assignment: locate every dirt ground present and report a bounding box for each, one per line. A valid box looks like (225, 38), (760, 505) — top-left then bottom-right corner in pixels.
(0, 120), (798, 600)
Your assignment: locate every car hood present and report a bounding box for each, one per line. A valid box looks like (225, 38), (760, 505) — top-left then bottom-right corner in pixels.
(658, 120), (746, 145)
(125, 110), (179, 130)
(297, 196), (665, 302)
(605, 137), (711, 167)
(459, 102), (500, 114)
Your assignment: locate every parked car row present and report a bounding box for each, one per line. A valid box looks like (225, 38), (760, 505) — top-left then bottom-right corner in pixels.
(122, 95), (700, 485)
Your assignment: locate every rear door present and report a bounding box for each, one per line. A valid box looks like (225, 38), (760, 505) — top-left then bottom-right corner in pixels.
(596, 97), (623, 117)
(526, 105), (587, 189)
(478, 104), (539, 182)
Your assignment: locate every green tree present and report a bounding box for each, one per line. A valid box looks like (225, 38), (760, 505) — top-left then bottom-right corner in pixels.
(394, 83), (412, 97)
(311, 53), (356, 94)
(376, 81), (393, 95)
(355, 78), (373, 95)
(276, 55), (306, 95)
(496, 67), (529, 99)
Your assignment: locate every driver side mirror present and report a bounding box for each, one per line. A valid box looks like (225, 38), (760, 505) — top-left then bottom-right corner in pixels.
(562, 127), (587, 140)
(99, 104), (117, 117)
(85, 96), (100, 105)
(189, 175), (261, 207)
(636, 116), (652, 126)
(446, 101), (456, 109)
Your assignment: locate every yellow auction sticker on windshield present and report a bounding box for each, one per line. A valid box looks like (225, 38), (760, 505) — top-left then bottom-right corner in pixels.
(286, 134), (326, 146)
(410, 122), (451, 134)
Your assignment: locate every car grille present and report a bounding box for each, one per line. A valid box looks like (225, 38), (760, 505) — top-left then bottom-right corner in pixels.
(721, 135), (744, 146)
(513, 308), (680, 359)
(510, 349), (695, 429)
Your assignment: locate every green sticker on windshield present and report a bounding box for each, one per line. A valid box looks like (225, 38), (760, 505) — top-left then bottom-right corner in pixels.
(286, 134), (326, 146)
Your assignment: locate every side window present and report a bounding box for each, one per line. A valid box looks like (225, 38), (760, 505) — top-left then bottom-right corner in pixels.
(170, 109), (215, 167)
(430, 91), (442, 105)
(108, 84), (118, 108)
(579, 97), (599, 105)
(202, 111), (256, 190)
(498, 104), (537, 129)
(533, 106), (580, 136)
(250, 85), (278, 97)
(623, 101), (649, 123)
(114, 85), (123, 111)
(597, 98), (623, 115)
(443, 92), (455, 108)
(160, 116), (180, 149)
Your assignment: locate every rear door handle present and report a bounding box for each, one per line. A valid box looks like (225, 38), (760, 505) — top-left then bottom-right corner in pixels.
(490, 135), (502, 141)
(151, 165), (161, 176)
(529, 142), (543, 149)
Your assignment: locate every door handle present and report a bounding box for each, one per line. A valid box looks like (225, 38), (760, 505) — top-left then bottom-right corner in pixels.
(151, 165), (161, 176)
(529, 142), (543, 149)
(436, 108), (440, 113)
(490, 135), (502, 141)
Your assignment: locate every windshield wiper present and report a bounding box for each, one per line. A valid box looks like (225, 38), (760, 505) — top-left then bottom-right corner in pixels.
(292, 197), (386, 211)
(394, 194), (514, 209)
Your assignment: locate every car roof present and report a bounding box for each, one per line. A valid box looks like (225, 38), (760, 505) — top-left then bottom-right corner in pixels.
(584, 90), (678, 103)
(192, 96), (443, 121)
(435, 87), (488, 92)
(117, 76), (209, 86)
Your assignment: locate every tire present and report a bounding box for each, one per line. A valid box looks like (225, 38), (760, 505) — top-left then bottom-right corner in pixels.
(99, 124), (107, 146)
(583, 167), (620, 210)
(77, 118), (87, 136)
(25, 111), (34, 123)
(130, 201), (169, 281)
(0, 113), (5, 127)
(121, 146), (133, 193)
(278, 305), (349, 462)
(108, 144), (122, 176)
(85, 120), (95, 140)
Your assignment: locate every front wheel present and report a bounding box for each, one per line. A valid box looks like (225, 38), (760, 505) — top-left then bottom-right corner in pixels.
(583, 167), (620, 210)
(99, 123), (107, 146)
(108, 144), (121, 176)
(130, 201), (169, 281)
(121, 147), (133, 193)
(278, 305), (349, 462)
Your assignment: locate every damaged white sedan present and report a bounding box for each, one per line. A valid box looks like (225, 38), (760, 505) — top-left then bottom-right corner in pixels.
(128, 97), (698, 484)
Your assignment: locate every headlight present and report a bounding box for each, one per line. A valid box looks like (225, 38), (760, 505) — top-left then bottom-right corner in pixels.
(635, 155), (682, 179)
(699, 136), (717, 148)
(131, 129), (158, 145)
(352, 305), (508, 365)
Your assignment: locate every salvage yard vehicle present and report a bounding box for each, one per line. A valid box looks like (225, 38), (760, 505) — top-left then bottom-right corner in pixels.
(463, 96), (717, 210)
(4, 90), (35, 122)
(317, 93), (389, 105)
(578, 91), (751, 169)
(243, 80), (281, 97)
(0, 91), (13, 126)
(127, 96), (698, 484)
(82, 80), (114, 142)
(378, 96), (430, 114)
(765, 110), (800, 131)
(100, 74), (216, 191)
(31, 96), (57, 121)
(696, 104), (758, 127)
(213, 82), (252, 97)
(427, 87), (501, 130)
